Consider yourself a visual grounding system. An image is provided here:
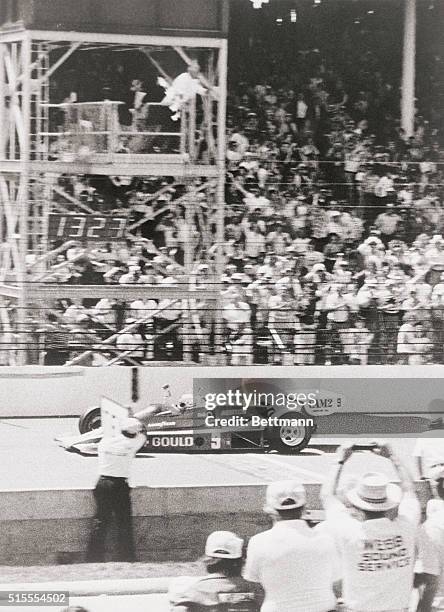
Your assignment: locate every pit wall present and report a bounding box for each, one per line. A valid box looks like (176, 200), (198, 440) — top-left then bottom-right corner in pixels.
(0, 481), (431, 566)
(1, 365), (444, 418)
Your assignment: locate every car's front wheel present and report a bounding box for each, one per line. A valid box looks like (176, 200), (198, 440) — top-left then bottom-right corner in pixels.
(267, 412), (313, 454)
(78, 406), (101, 434)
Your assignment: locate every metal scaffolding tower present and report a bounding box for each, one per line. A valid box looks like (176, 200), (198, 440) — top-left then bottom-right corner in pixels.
(0, 4), (228, 365)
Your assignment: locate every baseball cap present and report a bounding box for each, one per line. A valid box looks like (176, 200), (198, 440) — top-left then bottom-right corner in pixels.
(205, 531), (244, 559)
(312, 263), (326, 272)
(265, 479), (306, 512)
(121, 417), (143, 435)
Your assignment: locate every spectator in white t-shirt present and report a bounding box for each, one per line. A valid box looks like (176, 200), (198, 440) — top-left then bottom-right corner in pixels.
(405, 322), (433, 365)
(222, 291), (252, 332)
(321, 441), (420, 612)
(431, 273), (444, 304)
(295, 93), (308, 133)
(342, 317), (374, 365)
(115, 318), (145, 360)
(244, 479), (340, 612)
(118, 265), (150, 284)
(425, 236), (444, 267)
(227, 325), (253, 365)
(91, 298), (115, 327)
(374, 173), (394, 199)
(375, 204), (402, 243)
(397, 312), (417, 364)
(129, 297), (157, 321)
(244, 224), (266, 259)
(229, 128), (249, 157)
(416, 467), (444, 611)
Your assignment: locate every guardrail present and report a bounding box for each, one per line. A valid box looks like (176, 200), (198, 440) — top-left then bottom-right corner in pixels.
(37, 101), (185, 161)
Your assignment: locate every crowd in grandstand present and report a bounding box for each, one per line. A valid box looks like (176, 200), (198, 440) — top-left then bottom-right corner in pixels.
(20, 36), (443, 366)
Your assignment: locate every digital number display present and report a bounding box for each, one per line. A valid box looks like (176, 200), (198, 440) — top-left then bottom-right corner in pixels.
(48, 214), (127, 241)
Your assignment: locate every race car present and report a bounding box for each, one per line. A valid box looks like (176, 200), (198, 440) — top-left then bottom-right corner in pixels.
(55, 374), (444, 457)
(55, 391), (316, 455)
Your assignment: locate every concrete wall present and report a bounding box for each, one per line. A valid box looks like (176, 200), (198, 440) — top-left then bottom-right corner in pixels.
(1, 364), (444, 418)
(0, 367), (131, 417)
(0, 482), (429, 566)
(0, 485), (275, 565)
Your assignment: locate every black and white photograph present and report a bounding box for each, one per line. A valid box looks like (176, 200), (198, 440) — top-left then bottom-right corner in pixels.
(0, 0), (443, 610)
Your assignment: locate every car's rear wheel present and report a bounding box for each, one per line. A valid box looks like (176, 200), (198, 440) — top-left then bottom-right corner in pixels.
(78, 406), (101, 434)
(267, 412), (313, 454)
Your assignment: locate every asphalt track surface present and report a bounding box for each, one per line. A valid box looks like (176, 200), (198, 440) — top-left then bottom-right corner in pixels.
(0, 418), (424, 490)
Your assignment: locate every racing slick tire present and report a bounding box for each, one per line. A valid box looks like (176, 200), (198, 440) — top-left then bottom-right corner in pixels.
(267, 412), (314, 454)
(78, 406), (101, 434)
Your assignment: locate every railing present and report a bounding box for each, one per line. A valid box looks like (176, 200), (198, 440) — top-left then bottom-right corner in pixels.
(65, 299), (182, 366)
(33, 100), (191, 162)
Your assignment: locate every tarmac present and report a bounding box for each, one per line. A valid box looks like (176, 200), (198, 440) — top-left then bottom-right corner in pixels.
(0, 417), (419, 490)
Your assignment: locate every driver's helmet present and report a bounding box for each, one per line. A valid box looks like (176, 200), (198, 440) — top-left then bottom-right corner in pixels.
(173, 393), (194, 413)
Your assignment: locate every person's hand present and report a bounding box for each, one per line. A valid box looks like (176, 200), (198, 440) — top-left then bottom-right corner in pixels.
(336, 442), (354, 464)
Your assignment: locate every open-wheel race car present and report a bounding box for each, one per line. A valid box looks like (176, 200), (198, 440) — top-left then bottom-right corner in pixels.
(55, 372), (444, 457)
(55, 389), (316, 455)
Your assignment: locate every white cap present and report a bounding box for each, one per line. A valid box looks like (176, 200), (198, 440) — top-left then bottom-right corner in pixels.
(265, 479), (306, 512)
(312, 263), (326, 272)
(120, 417), (143, 435)
(205, 531), (244, 559)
